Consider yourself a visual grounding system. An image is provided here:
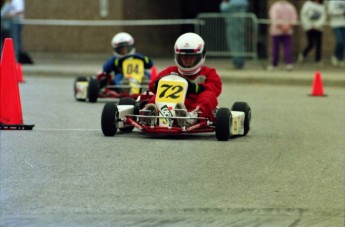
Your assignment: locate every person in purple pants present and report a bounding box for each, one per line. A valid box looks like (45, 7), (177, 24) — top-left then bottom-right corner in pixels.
(268, 0), (298, 71)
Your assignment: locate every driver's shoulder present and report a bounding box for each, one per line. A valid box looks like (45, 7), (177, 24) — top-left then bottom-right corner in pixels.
(200, 65), (217, 74)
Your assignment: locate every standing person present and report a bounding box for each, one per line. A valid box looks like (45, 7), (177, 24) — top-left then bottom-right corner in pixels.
(0, 0), (24, 61)
(144, 32), (222, 126)
(327, 0), (345, 67)
(299, 0), (326, 65)
(219, 0), (249, 69)
(267, 0), (298, 71)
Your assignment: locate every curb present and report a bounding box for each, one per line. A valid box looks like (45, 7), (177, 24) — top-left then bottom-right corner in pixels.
(22, 56), (345, 88)
(23, 68), (345, 87)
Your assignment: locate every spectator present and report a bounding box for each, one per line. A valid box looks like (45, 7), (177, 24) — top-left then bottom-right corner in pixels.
(299, 0), (326, 65)
(1, 0), (24, 61)
(219, 0), (249, 69)
(267, 0), (298, 71)
(327, 0), (345, 67)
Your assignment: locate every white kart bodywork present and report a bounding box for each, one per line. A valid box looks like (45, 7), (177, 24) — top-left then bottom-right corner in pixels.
(117, 105), (135, 128)
(75, 81), (88, 100)
(230, 111), (245, 135)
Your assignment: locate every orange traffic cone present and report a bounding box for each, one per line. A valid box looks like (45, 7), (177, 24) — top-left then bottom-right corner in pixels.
(0, 38), (34, 130)
(310, 71), (327, 97)
(16, 63), (24, 83)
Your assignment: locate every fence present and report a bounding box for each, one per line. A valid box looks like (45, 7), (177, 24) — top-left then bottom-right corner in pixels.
(2, 15), (270, 58)
(2, 15), (259, 56)
(195, 13), (258, 59)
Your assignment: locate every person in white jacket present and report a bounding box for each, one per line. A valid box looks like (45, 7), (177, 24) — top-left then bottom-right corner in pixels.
(327, 0), (345, 66)
(299, 0), (326, 64)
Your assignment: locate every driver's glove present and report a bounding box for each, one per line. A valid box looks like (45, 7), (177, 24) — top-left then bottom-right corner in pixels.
(186, 79), (205, 94)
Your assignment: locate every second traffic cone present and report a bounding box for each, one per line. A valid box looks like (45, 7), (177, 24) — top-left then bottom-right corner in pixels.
(0, 38), (23, 125)
(16, 63), (24, 83)
(310, 71), (326, 97)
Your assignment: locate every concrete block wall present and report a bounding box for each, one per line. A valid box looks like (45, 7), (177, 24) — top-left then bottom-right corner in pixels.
(22, 0), (181, 57)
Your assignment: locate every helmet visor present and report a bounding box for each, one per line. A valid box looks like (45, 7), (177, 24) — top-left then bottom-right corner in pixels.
(176, 53), (202, 68)
(114, 42), (133, 55)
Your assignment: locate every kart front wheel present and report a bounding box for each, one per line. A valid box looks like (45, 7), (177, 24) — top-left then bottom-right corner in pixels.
(215, 107), (232, 141)
(231, 102), (251, 136)
(88, 78), (99, 103)
(101, 102), (119, 136)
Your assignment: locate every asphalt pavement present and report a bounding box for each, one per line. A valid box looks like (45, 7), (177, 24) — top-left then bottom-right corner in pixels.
(22, 52), (345, 87)
(2, 53), (344, 226)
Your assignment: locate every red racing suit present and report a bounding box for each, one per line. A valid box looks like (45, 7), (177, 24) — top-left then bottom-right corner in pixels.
(148, 65), (222, 120)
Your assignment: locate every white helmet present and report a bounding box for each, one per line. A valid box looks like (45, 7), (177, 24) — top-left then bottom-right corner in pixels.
(111, 32), (135, 57)
(174, 32), (206, 75)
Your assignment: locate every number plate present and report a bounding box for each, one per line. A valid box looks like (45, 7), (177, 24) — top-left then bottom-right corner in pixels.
(155, 75), (188, 127)
(123, 58), (144, 79)
(156, 77), (187, 104)
(122, 58), (145, 95)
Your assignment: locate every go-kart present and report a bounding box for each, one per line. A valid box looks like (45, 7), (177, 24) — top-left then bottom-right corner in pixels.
(74, 57), (150, 103)
(101, 74), (251, 141)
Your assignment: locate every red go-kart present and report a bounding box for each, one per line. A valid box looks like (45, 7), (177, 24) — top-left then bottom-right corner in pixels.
(101, 74), (251, 141)
(74, 57), (153, 103)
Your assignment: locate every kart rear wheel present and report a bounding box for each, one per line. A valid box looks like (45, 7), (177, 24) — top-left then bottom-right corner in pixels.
(231, 102), (251, 135)
(119, 97), (136, 105)
(215, 107), (232, 141)
(101, 102), (118, 136)
(88, 78), (99, 103)
(74, 76), (87, 101)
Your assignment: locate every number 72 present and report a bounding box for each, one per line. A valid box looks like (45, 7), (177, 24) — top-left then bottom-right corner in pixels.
(158, 84), (183, 99)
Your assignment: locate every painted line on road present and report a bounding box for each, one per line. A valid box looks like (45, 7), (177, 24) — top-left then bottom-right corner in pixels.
(24, 160), (35, 168)
(34, 128), (101, 131)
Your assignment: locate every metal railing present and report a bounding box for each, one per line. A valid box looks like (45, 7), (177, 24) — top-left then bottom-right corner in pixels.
(3, 16), (259, 57)
(20, 18), (202, 26)
(195, 13), (258, 59)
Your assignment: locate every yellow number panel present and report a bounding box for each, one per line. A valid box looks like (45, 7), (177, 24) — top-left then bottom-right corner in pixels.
(156, 80), (187, 104)
(122, 58), (145, 95)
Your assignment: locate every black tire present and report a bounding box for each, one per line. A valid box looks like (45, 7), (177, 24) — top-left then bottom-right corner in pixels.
(215, 107), (232, 141)
(118, 97), (136, 105)
(74, 76), (88, 101)
(119, 126), (134, 133)
(88, 78), (99, 103)
(101, 102), (118, 136)
(231, 102), (251, 136)
(133, 103), (140, 115)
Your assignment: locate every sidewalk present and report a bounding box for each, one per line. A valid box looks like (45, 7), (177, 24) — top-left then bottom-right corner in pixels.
(22, 52), (345, 87)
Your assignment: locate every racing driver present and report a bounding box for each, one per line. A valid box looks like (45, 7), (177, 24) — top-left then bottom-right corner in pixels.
(144, 32), (222, 126)
(98, 32), (154, 92)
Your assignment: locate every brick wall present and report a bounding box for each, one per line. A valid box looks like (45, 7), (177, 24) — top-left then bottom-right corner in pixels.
(22, 0), (181, 57)
(23, 0), (124, 54)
